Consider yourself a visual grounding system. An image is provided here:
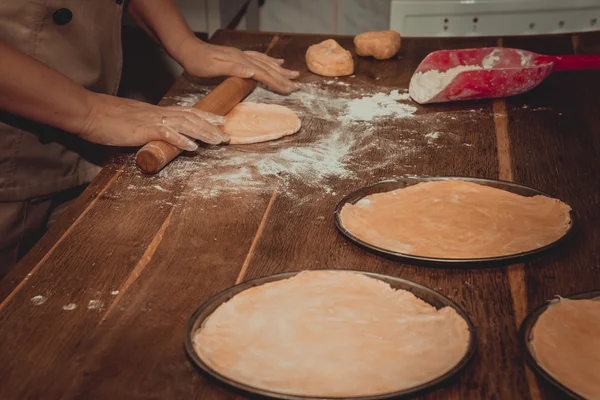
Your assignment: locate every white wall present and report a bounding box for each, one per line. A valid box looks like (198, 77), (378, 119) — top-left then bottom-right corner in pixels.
(258, 0), (391, 35)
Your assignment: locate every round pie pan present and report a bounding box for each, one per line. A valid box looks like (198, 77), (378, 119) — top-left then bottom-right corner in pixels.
(334, 176), (576, 267)
(185, 269), (477, 400)
(520, 291), (600, 400)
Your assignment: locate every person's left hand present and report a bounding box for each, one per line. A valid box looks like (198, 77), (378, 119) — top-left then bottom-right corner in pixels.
(176, 38), (301, 95)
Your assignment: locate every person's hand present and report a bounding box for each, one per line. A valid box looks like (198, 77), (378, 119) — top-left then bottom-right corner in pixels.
(79, 93), (229, 151)
(177, 38), (301, 94)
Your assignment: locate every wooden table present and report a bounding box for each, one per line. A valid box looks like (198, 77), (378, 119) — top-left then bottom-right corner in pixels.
(1, 30), (600, 400)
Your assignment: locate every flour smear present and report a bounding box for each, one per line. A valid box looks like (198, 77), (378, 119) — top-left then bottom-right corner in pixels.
(126, 79), (471, 203)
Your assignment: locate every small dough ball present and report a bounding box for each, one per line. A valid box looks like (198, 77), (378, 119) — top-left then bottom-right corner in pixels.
(354, 30), (401, 60)
(223, 102), (301, 145)
(305, 39), (354, 77)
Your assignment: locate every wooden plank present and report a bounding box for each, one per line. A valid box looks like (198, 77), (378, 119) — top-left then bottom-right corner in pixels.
(237, 34), (531, 400)
(6, 33), (279, 400)
(490, 37), (540, 400)
(0, 161), (124, 301)
(0, 159), (185, 398)
(0, 31), (278, 400)
(2, 29), (599, 400)
(503, 33), (600, 399)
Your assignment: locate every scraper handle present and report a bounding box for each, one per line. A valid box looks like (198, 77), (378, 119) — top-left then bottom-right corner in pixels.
(537, 54), (600, 71)
(135, 77), (257, 175)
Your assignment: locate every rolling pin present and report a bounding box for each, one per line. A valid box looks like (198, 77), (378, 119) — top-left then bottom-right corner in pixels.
(135, 77), (257, 174)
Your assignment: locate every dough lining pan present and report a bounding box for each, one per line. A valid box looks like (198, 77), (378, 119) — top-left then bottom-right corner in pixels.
(185, 270), (477, 400)
(520, 291), (600, 400)
(334, 176), (575, 267)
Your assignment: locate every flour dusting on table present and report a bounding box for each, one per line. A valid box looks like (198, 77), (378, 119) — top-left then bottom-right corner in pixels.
(123, 79), (474, 202)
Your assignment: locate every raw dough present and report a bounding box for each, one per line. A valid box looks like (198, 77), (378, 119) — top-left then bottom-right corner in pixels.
(305, 39), (354, 77)
(339, 180), (571, 259)
(222, 102), (301, 145)
(354, 30), (402, 60)
(531, 298), (600, 399)
(194, 270), (470, 397)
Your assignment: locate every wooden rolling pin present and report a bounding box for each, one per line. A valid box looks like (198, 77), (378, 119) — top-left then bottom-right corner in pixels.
(135, 77), (257, 174)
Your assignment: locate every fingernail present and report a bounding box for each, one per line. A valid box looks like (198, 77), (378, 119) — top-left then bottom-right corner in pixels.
(185, 140), (199, 151)
(276, 58), (285, 64)
(220, 132), (231, 143)
(294, 82), (302, 89)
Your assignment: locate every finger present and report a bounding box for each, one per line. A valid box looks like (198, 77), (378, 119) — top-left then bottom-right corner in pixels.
(245, 51), (299, 78)
(153, 125), (198, 151)
(244, 51), (285, 65)
(213, 59), (255, 79)
(249, 55), (300, 80)
(163, 106), (226, 125)
(187, 108), (226, 127)
(247, 58), (301, 94)
(221, 58), (298, 94)
(164, 114), (227, 145)
(181, 111), (231, 143)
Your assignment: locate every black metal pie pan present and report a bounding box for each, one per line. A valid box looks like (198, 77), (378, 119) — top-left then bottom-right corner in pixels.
(185, 269), (477, 400)
(519, 291), (600, 400)
(334, 176), (575, 267)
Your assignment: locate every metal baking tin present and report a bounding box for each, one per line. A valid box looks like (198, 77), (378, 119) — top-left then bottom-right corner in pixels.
(520, 291), (600, 400)
(334, 176), (576, 267)
(185, 270), (477, 400)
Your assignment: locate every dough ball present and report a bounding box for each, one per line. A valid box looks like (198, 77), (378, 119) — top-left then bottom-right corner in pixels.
(222, 102), (301, 145)
(354, 30), (401, 60)
(305, 39), (354, 77)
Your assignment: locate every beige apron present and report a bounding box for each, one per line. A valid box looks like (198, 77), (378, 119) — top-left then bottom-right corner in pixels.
(0, 0), (125, 273)
(0, 0), (124, 202)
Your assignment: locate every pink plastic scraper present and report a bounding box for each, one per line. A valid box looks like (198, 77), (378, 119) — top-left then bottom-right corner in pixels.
(409, 47), (600, 104)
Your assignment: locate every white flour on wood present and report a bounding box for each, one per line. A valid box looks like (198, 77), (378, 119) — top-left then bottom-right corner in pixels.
(152, 82), (422, 198)
(120, 80), (475, 203)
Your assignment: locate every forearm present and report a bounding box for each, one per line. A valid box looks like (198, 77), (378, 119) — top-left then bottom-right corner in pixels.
(127, 0), (198, 66)
(0, 40), (94, 135)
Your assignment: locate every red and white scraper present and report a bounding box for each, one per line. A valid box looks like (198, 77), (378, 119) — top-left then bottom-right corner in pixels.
(409, 47), (600, 104)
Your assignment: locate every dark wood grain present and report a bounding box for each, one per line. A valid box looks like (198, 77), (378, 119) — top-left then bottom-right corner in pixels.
(503, 33), (600, 400)
(1, 29), (599, 400)
(241, 33), (528, 400)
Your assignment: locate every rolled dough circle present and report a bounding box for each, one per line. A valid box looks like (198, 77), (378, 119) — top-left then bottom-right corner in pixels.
(339, 180), (572, 259)
(305, 39), (354, 77)
(354, 30), (402, 60)
(531, 298), (600, 399)
(193, 270), (470, 398)
(222, 102), (301, 145)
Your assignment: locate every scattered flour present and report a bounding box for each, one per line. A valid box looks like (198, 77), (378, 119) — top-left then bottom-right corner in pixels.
(324, 79), (350, 87)
(181, 84), (418, 197)
(409, 65), (482, 104)
(63, 303), (77, 311)
(88, 300), (104, 310)
(111, 290), (120, 296)
(341, 90), (415, 122)
(30, 295), (47, 306)
(124, 81), (469, 203)
(425, 131), (441, 140)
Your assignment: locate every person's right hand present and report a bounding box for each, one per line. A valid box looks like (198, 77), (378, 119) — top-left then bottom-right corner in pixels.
(79, 93), (229, 151)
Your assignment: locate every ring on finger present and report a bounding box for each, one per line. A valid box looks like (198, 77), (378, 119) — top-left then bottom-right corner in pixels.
(161, 116), (168, 126)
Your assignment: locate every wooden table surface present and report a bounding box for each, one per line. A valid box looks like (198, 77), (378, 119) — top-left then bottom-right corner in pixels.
(1, 29), (600, 400)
